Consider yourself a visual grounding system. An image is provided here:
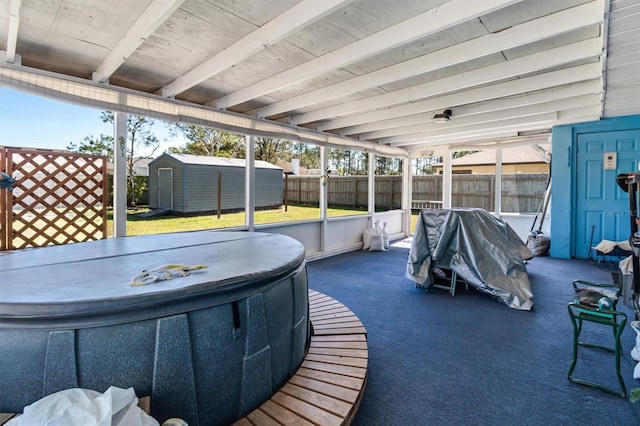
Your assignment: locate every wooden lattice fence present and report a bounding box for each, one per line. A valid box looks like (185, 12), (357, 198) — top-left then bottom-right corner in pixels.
(0, 147), (107, 251)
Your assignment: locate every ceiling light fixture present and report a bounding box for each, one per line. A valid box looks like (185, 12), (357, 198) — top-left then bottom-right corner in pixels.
(432, 109), (452, 123)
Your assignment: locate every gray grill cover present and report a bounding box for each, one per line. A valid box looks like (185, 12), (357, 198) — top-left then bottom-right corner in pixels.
(406, 208), (534, 310)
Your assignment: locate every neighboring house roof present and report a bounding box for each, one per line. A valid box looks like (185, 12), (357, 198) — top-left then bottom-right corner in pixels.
(155, 153), (282, 170)
(106, 157), (152, 175)
(437, 145), (551, 166)
(132, 158), (153, 168)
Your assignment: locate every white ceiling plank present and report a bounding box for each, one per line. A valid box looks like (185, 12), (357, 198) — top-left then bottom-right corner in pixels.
(448, 113), (602, 143)
(402, 113), (602, 150)
(393, 105), (602, 147)
(606, 64), (640, 83)
(445, 136), (553, 153)
(384, 112), (560, 145)
(213, 0), (525, 109)
(316, 62), (603, 132)
(606, 50), (640, 71)
(607, 38), (640, 57)
(406, 131), (520, 152)
(3, 0), (22, 64)
(254, 0), (603, 118)
(292, 38), (602, 125)
(405, 134), (552, 155)
(360, 94), (602, 140)
(557, 104), (604, 120)
(160, 0), (354, 98)
(604, 83), (640, 117)
(341, 80), (603, 136)
(92, 0), (186, 83)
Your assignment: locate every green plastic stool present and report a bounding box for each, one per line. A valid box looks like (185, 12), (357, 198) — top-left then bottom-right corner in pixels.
(429, 264), (468, 296)
(567, 302), (627, 398)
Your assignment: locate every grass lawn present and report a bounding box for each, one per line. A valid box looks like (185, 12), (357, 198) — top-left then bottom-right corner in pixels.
(108, 205), (378, 237)
(7, 206), (417, 246)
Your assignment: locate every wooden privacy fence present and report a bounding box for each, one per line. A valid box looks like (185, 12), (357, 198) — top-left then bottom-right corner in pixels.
(1, 147), (107, 251)
(284, 174), (549, 213)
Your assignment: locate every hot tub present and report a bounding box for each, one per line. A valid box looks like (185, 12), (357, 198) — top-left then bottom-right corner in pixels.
(0, 231), (309, 425)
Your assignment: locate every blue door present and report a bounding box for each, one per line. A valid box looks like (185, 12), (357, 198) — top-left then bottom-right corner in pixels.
(574, 129), (640, 259)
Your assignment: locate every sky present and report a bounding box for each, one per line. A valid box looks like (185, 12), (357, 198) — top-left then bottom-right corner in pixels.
(0, 87), (184, 157)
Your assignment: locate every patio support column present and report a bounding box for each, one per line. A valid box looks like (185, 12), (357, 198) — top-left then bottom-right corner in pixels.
(319, 147), (328, 252)
(402, 153), (412, 236)
(113, 111), (127, 237)
(368, 152), (375, 215)
(245, 135), (255, 231)
(442, 150), (452, 209)
(494, 148), (502, 217)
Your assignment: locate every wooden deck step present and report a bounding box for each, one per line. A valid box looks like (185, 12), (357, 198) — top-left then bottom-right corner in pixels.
(1, 291), (368, 426)
(236, 290), (368, 425)
(0, 414), (18, 426)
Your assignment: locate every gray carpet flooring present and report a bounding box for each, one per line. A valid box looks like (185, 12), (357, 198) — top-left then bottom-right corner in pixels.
(307, 243), (640, 425)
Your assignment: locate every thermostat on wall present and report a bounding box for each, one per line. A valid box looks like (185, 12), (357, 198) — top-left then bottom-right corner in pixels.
(604, 152), (617, 170)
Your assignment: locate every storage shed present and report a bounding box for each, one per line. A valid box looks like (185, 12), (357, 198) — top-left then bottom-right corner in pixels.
(148, 153), (283, 214)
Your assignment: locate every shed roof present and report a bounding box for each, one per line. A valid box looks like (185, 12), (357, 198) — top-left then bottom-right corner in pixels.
(156, 153), (282, 170)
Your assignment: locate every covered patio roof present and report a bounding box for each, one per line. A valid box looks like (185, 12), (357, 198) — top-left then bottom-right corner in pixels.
(1, 0), (638, 157)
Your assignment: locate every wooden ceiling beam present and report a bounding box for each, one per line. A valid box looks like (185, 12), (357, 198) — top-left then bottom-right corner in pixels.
(2, 0), (22, 64)
(213, 0), (525, 109)
(360, 94), (602, 141)
(159, 0), (354, 98)
(257, 0), (603, 119)
(394, 105), (601, 147)
(302, 37), (602, 127)
(92, 0), (186, 83)
(314, 61), (603, 132)
(340, 80), (602, 136)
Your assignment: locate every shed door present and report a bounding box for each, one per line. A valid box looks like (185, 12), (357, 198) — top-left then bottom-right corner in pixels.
(574, 129), (640, 258)
(158, 168), (173, 210)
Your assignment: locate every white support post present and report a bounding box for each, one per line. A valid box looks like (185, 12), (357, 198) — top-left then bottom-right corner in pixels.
(368, 152), (375, 215)
(402, 154), (412, 236)
(494, 148), (503, 217)
(113, 112), (127, 237)
(442, 150), (452, 209)
(245, 135), (256, 231)
(320, 147), (328, 221)
(319, 147), (328, 253)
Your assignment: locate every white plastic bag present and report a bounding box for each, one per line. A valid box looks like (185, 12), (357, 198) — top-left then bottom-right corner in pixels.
(382, 222), (389, 250)
(630, 321), (640, 380)
(362, 220), (373, 250)
(6, 386), (159, 426)
(631, 321), (640, 362)
(368, 220), (387, 251)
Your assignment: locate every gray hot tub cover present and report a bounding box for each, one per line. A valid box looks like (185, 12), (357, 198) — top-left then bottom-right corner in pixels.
(406, 208), (534, 310)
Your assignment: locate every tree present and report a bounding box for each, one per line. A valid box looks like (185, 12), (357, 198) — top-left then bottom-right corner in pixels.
(254, 137), (291, 164)
(327, 149), (369, 175)
(67, 134), (114, 160)
(291, 143), (320, 170)
(105, 112), (160, 207)
(167, 124), (244, 157)
(69, 112), (160, 207)
(375, 156), (402, 175)
(412, 157), (440, 175)
(167, 123), (297, 167)
(452, 150), (478, 158)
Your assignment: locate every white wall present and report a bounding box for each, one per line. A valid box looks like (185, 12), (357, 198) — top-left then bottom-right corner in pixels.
(256, 210), (406, 260)
(247, 210), (543, 260)
(500, 212), (550, 242)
